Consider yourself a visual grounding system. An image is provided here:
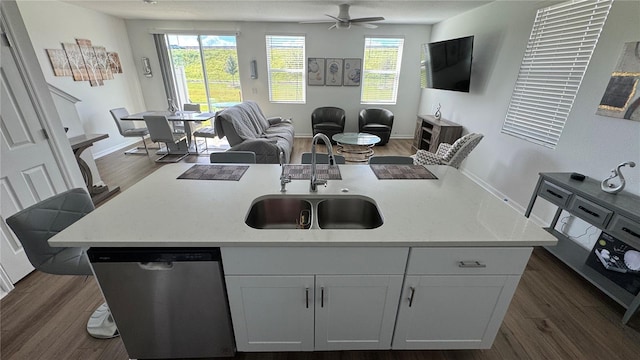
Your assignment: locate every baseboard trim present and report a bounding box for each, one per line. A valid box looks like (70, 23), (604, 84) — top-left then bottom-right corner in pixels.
(93, 139), (141, 159)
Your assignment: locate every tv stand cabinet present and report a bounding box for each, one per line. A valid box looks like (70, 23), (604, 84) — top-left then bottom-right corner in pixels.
(412, 115), (462, 153)
(525, 172), (640, 324)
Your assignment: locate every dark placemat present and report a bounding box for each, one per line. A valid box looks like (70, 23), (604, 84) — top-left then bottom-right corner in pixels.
(284, 164), (342, 180)
(369, 164), (438, 180)
(177, 165), (249, 181)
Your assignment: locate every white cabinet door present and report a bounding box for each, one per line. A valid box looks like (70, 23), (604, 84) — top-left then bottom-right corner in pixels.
(225, 275), (315, 352)
(392, 275), (521, 350)
(315, 275), (403, 350)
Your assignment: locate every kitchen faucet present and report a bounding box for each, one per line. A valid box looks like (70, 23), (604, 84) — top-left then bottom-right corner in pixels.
(279, 150), (291, 192)
(310, 133), (335, 192)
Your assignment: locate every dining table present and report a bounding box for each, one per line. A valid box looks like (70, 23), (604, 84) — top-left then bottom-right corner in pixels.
(120, 110), (216, 154)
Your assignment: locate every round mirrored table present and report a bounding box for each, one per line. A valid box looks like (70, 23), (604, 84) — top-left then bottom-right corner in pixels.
(332, 132), (381, 162)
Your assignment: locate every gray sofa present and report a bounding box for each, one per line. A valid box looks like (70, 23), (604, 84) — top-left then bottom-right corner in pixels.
(214, 101), (294, 163)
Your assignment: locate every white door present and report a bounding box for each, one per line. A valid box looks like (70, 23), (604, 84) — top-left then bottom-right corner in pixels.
(0, 23), (67, 286)
(225, 275), (315, 352)
(314, 275), (403, 351)
(392, 275), (521, 350)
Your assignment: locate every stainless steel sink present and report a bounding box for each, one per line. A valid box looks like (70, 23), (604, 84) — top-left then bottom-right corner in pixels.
(245, 195), (382, 230)
(316, 197), (383, 229)
(245, 196), (312, 229)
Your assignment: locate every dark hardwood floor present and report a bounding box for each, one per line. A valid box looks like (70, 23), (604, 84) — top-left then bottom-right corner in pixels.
(2, 138), (639, 360)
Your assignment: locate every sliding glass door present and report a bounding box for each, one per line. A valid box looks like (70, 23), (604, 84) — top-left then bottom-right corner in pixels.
(166, 34), (242, 112)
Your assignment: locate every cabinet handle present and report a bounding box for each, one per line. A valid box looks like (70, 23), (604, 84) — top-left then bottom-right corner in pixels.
(305, 287), (309, 309)
(458, 260), (487, 268)
(622, 227), (640, 239)
(320, 287), (325, 308)
(408, 287), (416, 307)
(545, 189), (563, 199)
(578, 205), (600, 218)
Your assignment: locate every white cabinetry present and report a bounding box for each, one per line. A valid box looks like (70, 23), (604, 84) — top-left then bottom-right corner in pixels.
(314, 275), (403, 350)
(224, 275), (315, 351)
(392, 247), (532, 350)
(222, 247), (408, 352)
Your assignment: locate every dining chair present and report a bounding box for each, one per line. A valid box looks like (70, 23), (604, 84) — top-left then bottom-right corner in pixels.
(185, 103), (217, 154)
(368, 155), (414, 165)
(172, 103), (204, 151)
(210, 151), (256, 164)
(109, 107), (150, 155)
(413, 133), (484, 169)
(301, 152), (346, 164)
(5, 188), (119, 339)
(143, 115), (188, 162)
(172, 103), (199, 134)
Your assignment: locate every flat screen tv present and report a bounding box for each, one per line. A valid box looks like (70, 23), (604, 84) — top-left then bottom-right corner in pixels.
(421, 35), (474, 92)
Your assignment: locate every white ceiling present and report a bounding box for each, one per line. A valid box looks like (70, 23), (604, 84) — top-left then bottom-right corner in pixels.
(61, 0), (494, 24)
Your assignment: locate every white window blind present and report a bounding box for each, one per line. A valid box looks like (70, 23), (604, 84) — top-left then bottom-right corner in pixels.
(501, 0), (613, 149)
(265, 35), (305, 103)
(361, 37), (404, 104)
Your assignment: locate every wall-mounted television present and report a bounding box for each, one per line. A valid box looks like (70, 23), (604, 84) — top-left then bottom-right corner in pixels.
(420, 35), (474, 92)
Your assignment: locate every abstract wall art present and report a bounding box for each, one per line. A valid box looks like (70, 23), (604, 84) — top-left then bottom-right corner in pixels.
(46, 38), (122, 87)
(596, 41), (640, 121)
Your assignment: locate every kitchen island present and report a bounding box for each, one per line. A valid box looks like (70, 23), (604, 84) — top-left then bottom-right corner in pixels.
(50, 163), (556, 355)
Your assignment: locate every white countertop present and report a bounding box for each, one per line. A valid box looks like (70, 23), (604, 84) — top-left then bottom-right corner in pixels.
(49, 163), (557, 248)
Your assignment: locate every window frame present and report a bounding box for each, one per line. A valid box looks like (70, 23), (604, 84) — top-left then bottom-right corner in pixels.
(162, 33), (242, 112)
(360, 36), (405, 105)
(501, 0), (613, 149)
(265, 34), (306, 104)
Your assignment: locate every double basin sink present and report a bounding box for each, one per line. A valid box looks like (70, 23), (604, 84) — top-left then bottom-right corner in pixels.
(245, 195), (383, 230)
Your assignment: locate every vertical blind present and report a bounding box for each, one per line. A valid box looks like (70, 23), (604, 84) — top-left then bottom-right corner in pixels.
(501, 0), (613, 149)
(265, 35), (305, 103)
(361, 37), (404, 104)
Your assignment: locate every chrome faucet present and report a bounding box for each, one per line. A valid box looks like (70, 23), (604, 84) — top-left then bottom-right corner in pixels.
(279, 150), (291, 192)
(310, 133), (335, 192)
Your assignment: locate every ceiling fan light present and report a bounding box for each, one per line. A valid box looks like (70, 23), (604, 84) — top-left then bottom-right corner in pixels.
(336, 22), (351, 29)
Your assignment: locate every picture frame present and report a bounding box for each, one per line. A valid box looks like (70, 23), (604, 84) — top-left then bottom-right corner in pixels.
(308, 58), (325, 86)
(343, 58), (361, 86)
(325, 58), (343, 86)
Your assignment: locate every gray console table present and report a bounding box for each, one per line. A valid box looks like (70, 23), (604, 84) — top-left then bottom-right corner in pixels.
(525, 172), (640, 324)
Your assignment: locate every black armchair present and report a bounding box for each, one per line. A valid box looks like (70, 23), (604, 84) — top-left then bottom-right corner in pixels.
(358, 108), (394, 145)
(311, 107), (345, 144)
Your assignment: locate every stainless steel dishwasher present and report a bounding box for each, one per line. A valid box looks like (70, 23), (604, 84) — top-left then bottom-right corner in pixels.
(87, 247), (235, 359)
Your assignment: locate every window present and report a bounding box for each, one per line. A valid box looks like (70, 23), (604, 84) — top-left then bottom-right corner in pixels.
(165, 34), (242, 111)
(265, 35), (305, 103)
(501, 0), (613, 149)
(361, 37), (404, 104)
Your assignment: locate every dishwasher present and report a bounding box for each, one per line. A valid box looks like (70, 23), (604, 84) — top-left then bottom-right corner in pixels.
(87, 247), (235, 359)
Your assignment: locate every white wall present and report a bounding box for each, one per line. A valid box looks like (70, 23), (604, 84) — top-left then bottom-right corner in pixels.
(419, 1), (640, 219)
(125, 20), (430, 137)
(17, 0), (147, 156)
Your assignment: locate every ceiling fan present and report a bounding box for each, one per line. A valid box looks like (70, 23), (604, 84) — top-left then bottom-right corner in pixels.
(302, 4), (385, 30)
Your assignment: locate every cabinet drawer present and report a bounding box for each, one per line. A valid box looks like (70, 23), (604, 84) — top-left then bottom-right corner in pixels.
(607, 215), (640, 248)
(222, 247), (409, 275)
(568, 196), (613, 228)
(407, 247), (532, 275)
(538, 181), (572, 207)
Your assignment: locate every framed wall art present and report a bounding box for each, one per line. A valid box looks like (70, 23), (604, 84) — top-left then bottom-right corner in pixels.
(308, 58), (325, 85)
(343, 58), (361, 86)
(596, 41), (640, 121)
(47, 38), (122, 87)
(325, 58), (343, 86)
